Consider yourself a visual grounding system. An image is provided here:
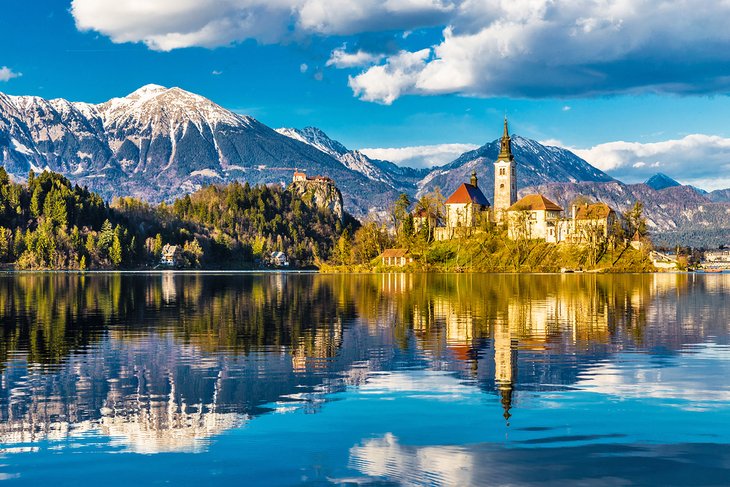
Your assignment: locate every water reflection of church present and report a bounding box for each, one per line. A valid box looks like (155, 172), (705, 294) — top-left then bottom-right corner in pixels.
(384, 273), (676, 421)
(0, 271), (713, 451)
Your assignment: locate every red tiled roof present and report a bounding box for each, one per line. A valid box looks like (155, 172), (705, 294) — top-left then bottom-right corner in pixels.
(508, 194), (563, 211)
(445, 183), (490, 206)
(382, 248), (410, 258)
(575, 202), (614, 220)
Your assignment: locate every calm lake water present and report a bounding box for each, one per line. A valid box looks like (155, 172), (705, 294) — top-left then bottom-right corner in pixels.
(0, 272), (729, 486)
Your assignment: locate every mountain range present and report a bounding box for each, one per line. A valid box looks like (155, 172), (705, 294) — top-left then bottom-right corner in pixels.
(2, 85), (730, 246)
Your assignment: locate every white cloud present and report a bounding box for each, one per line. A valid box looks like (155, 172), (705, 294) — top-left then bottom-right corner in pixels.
(360, 142), (478, 168)
(299, 63), (308, 73)
(70, 0), (455, 51)
(572, 134), (730, 190)
(0, 66), (21, 82)
(326, 46), (384, 68)
(211, 70), (223, 75)
(70, 1), (730, 101)
(348, 49), (431, 105)
(348, 0), (730, 102)
(562, 105), (571, 112)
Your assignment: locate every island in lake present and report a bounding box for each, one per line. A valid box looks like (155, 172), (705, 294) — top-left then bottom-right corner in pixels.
(0, 120), (673, 273)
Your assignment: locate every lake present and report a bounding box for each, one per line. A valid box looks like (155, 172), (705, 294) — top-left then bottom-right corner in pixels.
(0, 272), (729, 485)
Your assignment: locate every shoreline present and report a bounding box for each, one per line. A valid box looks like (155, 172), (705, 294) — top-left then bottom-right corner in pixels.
(0, 269), (704, 275)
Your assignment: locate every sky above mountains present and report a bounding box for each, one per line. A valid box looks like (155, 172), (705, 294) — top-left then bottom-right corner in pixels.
(2, 0), (730, 188)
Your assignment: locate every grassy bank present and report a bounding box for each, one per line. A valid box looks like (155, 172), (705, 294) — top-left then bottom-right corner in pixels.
(323, 229), (656, 273)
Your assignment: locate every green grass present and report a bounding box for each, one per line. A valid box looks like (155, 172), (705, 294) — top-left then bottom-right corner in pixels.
(361, 229), (655, 273)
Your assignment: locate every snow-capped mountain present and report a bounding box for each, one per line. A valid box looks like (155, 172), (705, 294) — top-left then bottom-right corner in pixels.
(419, 135), (614, 200)
(0, 85), (402, 214)
(4, 84), (730, 244)
(275, 127), (348, 159)
(276, 126), (426, 192)
(644, 173), (681, 191)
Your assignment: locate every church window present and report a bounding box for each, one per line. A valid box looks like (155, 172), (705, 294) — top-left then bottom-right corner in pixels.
(500, 183), (504, 189)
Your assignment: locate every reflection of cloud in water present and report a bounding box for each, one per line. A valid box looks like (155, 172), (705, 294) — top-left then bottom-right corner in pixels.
(98, 411), (246, 454)
(349, 433), (474, 486)
(577, 344), (730, 408)
(349, 434), (730, 486)
(359, 371), (476, 400)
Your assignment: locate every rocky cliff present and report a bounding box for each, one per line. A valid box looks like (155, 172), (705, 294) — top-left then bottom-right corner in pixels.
(289, 179), (344, 221)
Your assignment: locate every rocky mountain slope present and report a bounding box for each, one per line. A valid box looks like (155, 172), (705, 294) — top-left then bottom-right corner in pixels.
(3, 85), (730, 246)
(276, 126), (426, 194)
(0, 85), (400, 215)
(645, 173), (681, 191)
(419, 136), (614, 200)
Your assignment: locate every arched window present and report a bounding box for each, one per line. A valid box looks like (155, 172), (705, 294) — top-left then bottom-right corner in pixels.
(500, 183), (504, 189)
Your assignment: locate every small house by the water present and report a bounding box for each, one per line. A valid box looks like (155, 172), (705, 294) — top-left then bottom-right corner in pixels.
(381, 248), (413, 267)
(270, 251), (289, 267)
(160, 244), (182, 267)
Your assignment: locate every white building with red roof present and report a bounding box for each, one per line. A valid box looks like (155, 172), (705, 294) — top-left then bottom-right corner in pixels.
(507, 194), (566, 242)
(435, 171), (490, 240)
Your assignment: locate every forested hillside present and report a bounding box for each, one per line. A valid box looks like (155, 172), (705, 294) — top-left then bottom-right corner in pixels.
(0, 169), (355, 270)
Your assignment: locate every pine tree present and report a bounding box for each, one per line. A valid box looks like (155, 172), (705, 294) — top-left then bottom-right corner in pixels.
(97, 219), (114, 252)
(110, 234), (123, 267)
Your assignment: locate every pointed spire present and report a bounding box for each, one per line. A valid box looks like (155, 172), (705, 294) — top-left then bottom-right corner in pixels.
(498, 116), (514, 162)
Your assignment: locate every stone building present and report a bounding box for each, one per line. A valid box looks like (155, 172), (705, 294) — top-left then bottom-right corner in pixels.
(572, 202), (617, 242)
(506, 194), (565, 243)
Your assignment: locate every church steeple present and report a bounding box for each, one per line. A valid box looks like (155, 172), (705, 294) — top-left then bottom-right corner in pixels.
(493, 117), (517, 220)
(498, 117), (514, 161)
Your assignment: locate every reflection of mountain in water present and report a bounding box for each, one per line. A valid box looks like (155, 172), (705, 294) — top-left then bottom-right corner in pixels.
(1, 272), (729, 452)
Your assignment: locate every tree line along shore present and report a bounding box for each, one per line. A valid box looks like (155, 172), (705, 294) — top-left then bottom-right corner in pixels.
(0, 168), (657, 272)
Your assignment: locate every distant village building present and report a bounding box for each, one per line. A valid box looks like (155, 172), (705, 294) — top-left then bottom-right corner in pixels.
(381, 248), (414, 267)
(160, 244), (182, 267)
(270, 251), (289, 267)
(572, 203), (617, 242)
(507, 194), (565, 242)
(702, 250), (730, 270)
(493, 118), (518, 222)
(293, 170), (307, 182)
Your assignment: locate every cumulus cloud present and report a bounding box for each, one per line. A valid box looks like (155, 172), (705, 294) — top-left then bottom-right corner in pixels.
(326, 46), (384, 68)
(70, 0), (455, 51)
(349, 49), (431, 104)
(573, 134), (730, 190)
(70, 1), (730, 101)
(0, 66), (21, 82)
(348, 0), (730, 102)
(360, 142), (478, 168)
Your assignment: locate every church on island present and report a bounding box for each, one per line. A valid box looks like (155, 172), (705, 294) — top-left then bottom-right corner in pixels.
(433, 118), (617, 243)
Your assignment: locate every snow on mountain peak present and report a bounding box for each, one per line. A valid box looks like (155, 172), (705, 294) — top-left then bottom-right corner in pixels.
(99, 84), (245, 132)
(275, 126), (348, 158)
(126, 84), (169, 98)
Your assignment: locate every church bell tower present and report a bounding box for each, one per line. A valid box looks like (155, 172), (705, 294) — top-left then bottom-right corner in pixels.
(493, 117), (517, 221)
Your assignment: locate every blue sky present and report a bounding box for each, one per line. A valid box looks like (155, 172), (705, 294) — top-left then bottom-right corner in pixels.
(2, 0), (730, 187)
